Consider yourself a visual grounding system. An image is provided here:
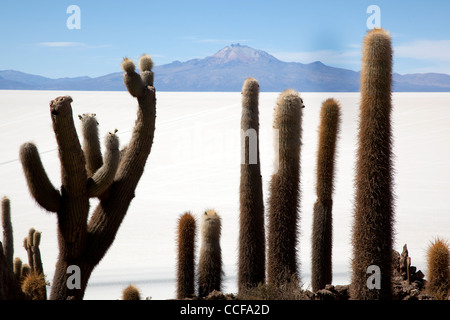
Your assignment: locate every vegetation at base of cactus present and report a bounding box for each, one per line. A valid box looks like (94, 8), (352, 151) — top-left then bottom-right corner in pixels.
(122, 284), (141, 300)
(426, 238), (449, 300)
(267, 89), (304, 286)
(311, 98), (341, 292)
(21, 272), (48, 300)
(18, 54), (157, 300)
(350, 28), (394, 300)
(238, 77), (265, 293)
(177, 212), (196, 299)
(198, 210), (223, 298)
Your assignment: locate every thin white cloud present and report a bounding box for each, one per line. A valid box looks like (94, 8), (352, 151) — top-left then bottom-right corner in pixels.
(39, 42), (86, 47)
(394, 39), (450, 62)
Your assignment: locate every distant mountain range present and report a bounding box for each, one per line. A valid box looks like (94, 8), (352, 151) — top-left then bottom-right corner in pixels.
(2, 44), (450, 92)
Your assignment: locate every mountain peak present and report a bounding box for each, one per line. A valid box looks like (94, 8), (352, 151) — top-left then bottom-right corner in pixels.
(211, 43), (278, 63)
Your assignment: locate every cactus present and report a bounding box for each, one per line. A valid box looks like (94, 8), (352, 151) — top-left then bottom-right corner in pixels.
(267, 89), (304, 286)
(350, 28), (395, 300)
(122, 284), (141, 300)
(0, 198), (37, 299)
(23, 228), (44, 276)
(18, 54), (157, 300)
(311, 98), (341, 291)
(1, 196), (14, 275)
(426, 238), (449, 299)
(238, 77), (265, 293)
(198, 210), (223, 298)
(176, 212), (196, 299)
(21, 272), (47, 300)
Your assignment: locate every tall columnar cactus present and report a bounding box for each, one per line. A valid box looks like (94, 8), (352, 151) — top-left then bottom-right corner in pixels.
(238, 77), (265, 293)
(1, 196), (14, 275)
(198, 210), (223, 298)
(426, 238), (449, 299)
(267, 89), (304, 286)
(350, 28), (395, 300)
(311, 98), (341, 292)
(18, 54), (156, 300)
(177, 212), (196, 299)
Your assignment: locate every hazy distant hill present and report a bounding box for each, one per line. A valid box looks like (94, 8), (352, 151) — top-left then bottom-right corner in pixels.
(2, 44), (450, 92)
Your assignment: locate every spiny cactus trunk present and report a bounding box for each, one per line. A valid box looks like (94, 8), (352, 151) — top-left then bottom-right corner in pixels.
(311, 99), (341, 292)
(1, 197), (14, 275)
(238, 78), (265, 293)
(267, 90), (303, 286)
(19, 55), (156, 300)
(350, 28), (394, 300)
(177, 212), (196, 299)
(198, 210), (223, 298)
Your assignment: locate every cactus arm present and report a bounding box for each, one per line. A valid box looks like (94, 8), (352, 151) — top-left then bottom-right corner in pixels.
(19, 143), (61, 212)
(87, 132), (120, 197)
(49, 96), (90, 260)
(79, 113), (103, 177)
(84, 55), (156, 265)
(50, 96), (88, 198)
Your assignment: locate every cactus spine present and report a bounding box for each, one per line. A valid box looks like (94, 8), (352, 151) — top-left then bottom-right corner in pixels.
(267, 89), (304, 286)
(311, 98), (341, 291)
(176, 212), (196, 299)
(198, 210), (223, 298)
(18, 54), (156, 300)
(238, 77), (265, 293)
(426, 238), (449, 299)
(350, 28), (395, 300)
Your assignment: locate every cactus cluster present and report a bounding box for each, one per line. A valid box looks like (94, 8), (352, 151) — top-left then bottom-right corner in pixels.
(2, 28), (446, 301)
(175, 210), (223, 299)
(0, 197), (47, 299)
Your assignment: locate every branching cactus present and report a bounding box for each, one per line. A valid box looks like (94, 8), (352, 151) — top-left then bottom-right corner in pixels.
(18, 54), (157, 300)
(176, 212), (196, 299)
(238, 77), (265, 293)
(311, 98), (341, 291)
(198, 210), (223, 298)
(267, 89), (304, 286)
(350, 28), (395, 300)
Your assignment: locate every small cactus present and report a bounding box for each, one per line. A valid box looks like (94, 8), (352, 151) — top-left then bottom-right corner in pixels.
(198, 210), (223, 298)
(21, 272), (47, 300)
(176, 212), (196, 299)
(122, 284), (141, 300)
(426, 238), (449, 299)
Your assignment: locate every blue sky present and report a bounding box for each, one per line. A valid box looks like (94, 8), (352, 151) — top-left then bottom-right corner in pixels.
(0, 0), (449, 78)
